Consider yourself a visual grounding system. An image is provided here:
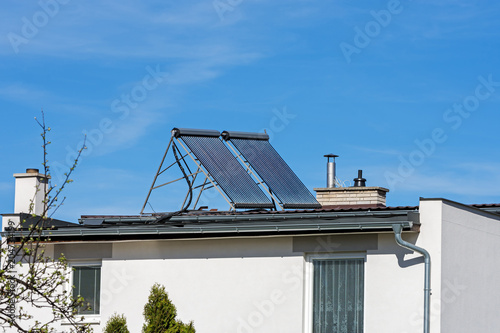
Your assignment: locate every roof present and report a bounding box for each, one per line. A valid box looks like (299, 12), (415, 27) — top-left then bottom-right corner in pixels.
(80, 204), (419, 219)
(470, 203), (500, 214)
(1, 213), (76, 228)
(4, 201), (499, 242)
(2, 205), (420, 242)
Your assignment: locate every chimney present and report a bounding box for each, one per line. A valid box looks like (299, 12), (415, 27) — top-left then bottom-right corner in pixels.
(324, 154), (338, 188)
(353, 170), (366, 187)
(314, 163), (389, 208)
(13, 168), (49, 215)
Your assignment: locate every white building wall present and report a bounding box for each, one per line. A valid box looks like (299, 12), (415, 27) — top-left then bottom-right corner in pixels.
(103, 237), (305, 333)
(0, 261), (72, 332)
(88, 229), (441, 333)
(364, 233), (428, 333)
(1, 214), (20, 232)
(361, 199), (443, 333)
(2, 205), (448, 333)
(440, 200), (500, 333)
(415, 199), (444, 333)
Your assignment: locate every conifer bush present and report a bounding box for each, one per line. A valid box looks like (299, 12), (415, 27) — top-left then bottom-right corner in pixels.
(103, 313), (130, 333)
(142, 283), (195, 333)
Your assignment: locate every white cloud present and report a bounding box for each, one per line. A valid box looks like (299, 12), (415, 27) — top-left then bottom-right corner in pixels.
(0, 84), (48, 102)
(93, 109), (165, 156)
(0, 1), (228, 58)
(387, 167), (500, 198)
(454, 162), (500, 174)
(347, 144), (402, 156)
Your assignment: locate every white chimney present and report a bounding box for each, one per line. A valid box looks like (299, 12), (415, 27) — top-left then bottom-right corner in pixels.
(14, 168), (49, 215)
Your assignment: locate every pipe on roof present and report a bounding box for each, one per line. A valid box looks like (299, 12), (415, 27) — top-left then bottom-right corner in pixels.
(171, 128), (221, 138)
(77, 208), (418, 225)
(221, 130), (269, 141)
(392, 224), (431, 333)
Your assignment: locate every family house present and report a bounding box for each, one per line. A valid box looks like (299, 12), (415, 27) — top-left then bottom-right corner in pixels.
(2, 129), (500, 333)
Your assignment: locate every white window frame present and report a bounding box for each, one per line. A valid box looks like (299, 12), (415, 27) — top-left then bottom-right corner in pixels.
(64, 260), (102, 325)
(303, 252), (366, 333)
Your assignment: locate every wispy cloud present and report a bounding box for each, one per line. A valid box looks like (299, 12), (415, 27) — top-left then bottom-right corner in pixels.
(2, 0), (500, 218)
(394, 2), (500, 41)
(347, 144), (402, 156)
(454, 162), (500, 174)
(386, 165), (500, 199)
(94, 109), (165, 156)
(0, 1), (233, 58)
(0, 84), (48, 103)
(88, 50), (263, 156)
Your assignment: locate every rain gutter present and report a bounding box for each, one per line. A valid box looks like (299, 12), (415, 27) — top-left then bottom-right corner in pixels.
(24, 220), (418, 239)
(392, 223), (431, 333)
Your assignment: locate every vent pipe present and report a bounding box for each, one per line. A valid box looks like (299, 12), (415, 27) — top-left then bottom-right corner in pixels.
(353, 170), (366, 187)
(324, 154), (338, 188)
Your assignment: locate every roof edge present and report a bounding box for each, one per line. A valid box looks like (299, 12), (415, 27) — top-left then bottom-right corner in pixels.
(420, 198), (500, 220)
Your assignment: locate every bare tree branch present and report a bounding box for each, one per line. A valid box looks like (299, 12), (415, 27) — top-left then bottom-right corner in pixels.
(1, 111), (90, 332)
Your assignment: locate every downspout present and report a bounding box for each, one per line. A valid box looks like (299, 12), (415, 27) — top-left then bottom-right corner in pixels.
(392, 224), (431, 333)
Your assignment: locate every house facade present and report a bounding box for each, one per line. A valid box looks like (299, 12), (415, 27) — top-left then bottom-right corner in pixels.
(2, 169), (500, 332)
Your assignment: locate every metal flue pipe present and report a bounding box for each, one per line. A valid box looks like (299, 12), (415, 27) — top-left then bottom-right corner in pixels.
(324, 154), (338, 188)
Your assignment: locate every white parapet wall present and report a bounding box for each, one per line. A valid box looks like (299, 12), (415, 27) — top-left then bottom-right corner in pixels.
(439, 200), (500, 332)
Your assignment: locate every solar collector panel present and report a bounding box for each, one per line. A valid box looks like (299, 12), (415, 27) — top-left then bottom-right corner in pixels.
(223, 132), (321, 209)
(179, 135), (274, 209)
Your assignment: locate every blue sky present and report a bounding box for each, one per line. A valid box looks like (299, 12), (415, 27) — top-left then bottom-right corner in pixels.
(1, 0), (500, 222)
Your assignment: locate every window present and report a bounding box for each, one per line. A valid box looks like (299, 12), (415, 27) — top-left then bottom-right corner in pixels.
(306, 255), (365, 333)
(72, 265), (101, 315)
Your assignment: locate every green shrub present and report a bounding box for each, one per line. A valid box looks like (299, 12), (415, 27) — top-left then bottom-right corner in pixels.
(177, 321), (195, 333)
(142, 283), (195, 333)
(103, 313), (130, 333)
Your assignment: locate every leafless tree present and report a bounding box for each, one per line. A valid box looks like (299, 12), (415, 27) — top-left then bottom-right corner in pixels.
(0, 112), (91, 332)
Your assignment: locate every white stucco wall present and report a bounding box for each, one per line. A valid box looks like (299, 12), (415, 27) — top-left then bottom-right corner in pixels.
(440, 201), (500, 333)
(364, 203), (442, 333)
(2, 202), (456, 333)
(2, 229), (445, 333)
(57, 230), (440, 333)
(103, 237), (305, 333)
(7, 199), (500, 333)
(364, 233), (431, 333)
(98, 226), (446, 333)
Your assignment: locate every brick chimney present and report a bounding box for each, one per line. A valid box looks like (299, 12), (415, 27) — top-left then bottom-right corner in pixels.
(314, 166), (389, 208)
(315, 186), (389, 207)
(13, 168), (49, 215)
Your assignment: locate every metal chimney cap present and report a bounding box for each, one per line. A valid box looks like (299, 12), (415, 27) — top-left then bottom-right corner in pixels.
(324, 154), (339, 163)
(353, 169), (366, 187)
